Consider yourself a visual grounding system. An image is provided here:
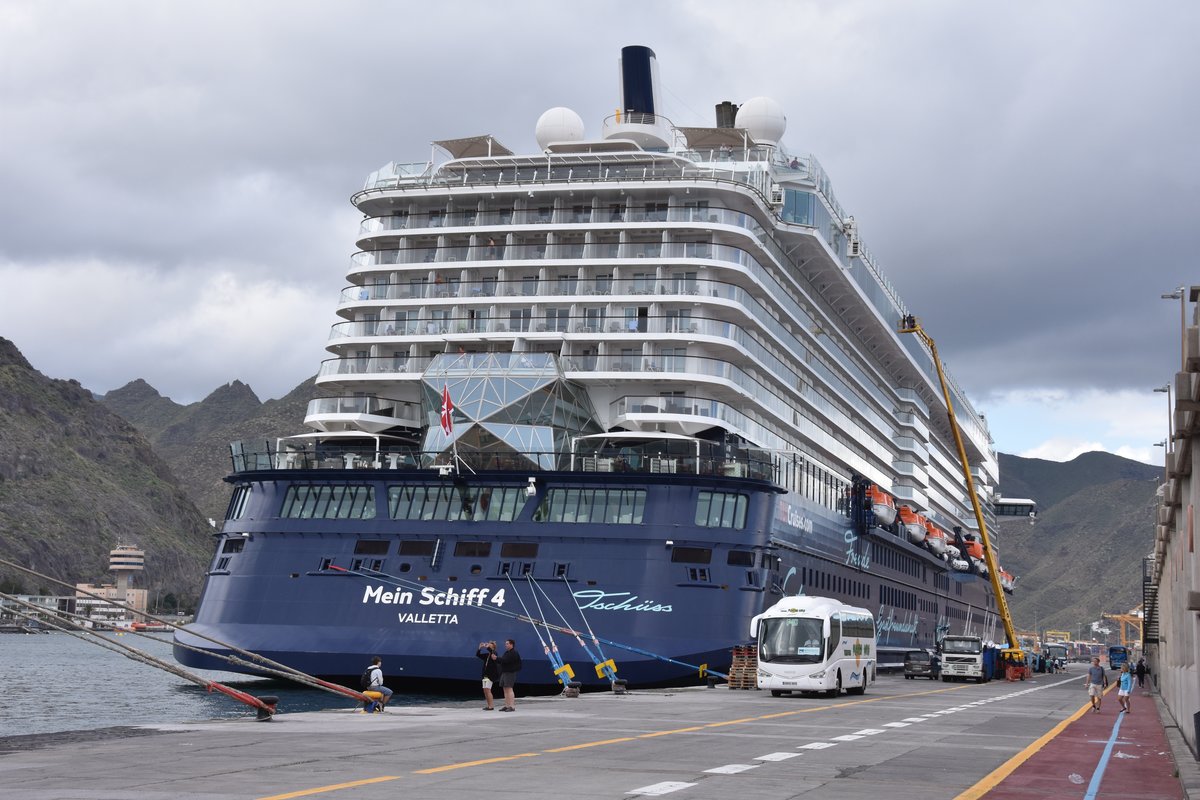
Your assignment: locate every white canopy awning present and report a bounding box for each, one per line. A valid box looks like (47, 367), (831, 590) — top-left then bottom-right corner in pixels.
(432, 135), (514, 159)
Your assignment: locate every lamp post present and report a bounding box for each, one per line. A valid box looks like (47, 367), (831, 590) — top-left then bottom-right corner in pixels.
(1154, 439), (1168, 480)
(1161, 286), (1185, 373)
(1154, 383), (1173, 443)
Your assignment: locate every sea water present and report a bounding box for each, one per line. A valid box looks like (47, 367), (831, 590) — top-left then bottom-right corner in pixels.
(0, 632), (452, 738)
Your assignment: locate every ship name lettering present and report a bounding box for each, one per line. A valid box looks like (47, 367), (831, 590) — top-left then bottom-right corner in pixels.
(785, 506), (814, 534)
(419, 586), (492, 606)
(362, 585), (414, 604)
(573, 590), (672, 613)
(397, 612), (459, 625)
(875, 606), (918, 635)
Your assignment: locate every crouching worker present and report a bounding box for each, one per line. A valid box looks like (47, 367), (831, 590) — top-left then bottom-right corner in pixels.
(362, 656), (393, 712)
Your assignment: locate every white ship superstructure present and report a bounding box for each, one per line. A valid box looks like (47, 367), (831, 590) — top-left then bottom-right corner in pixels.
(311, 45), (999, 541)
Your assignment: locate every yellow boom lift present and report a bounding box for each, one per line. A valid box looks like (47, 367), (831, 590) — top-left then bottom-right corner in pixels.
(898, 315), (1027, 671)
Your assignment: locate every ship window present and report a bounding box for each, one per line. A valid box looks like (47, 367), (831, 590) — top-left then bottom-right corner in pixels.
(221, 538), (245, 554)
(353, 540), (389, 555)
(534, 488), (646, 524)
(454, 541), (492, 558)
(214, 557), (231, 572)
(670, 547), (712, 564)
(695, 491), (747, 529)
(281, 485), (376, 519)
(388, 485), (525, 521)
(501, 542), (538, 558)
(687, 567), (710, 582)
(727, 550), (754, 566)
(399, 540), (437, 556)
(226, 486), (251, 520)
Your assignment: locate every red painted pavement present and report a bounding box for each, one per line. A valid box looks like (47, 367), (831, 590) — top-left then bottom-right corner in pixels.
(983, 689), (1183, 799)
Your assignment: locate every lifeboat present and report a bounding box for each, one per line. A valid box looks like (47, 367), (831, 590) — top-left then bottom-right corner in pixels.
(1000, 570), (1015, 593)
(950, 556), (971, 572)
(961, 536), (984, 560)
(866, 484), (897, 526)
(923, 520), (947, 555)
(897, 506), (926, 544)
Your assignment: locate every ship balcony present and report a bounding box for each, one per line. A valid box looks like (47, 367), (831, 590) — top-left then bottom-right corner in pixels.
(891, 459), (928, 484)
(304, 395), (422, 434)
(893, 411), (930, 441)
(890, 485), (929, 508)
(892, 435), (930, 464)
(600, 111), (673, 149)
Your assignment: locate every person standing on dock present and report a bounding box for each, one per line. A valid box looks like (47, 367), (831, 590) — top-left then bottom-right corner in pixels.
(366, 657), (393, 710)
(497, 639), (522, 712)
(477, 641), (500, 710)
(1084, 656), (1108, 713)
(1135, 657), (1147, 688)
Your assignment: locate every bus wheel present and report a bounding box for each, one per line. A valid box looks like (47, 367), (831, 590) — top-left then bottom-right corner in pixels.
(770, 690), (784, 697)
(847, 674), (866, 696)
(827, 672), (841, 698)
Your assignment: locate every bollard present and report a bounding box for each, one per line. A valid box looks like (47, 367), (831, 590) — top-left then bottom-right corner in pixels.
(564, 681), (582, 698)
(256, 695), (279, 721)
(612, 679), (628, 694)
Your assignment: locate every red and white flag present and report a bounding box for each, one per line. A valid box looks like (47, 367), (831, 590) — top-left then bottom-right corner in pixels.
(440, 384), (454, 435)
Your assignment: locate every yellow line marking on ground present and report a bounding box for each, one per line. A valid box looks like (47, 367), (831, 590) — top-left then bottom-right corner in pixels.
(545, 737), (637, 752)
(703, 716), (762, 728)
(256, 776), (401, 800)
(954, 685), (1108, 799)
(414, 753), (540, 774)
(639, 726), (707, 737)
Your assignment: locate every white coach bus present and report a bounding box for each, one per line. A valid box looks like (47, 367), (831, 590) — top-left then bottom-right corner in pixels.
(750, 595), (876, 697)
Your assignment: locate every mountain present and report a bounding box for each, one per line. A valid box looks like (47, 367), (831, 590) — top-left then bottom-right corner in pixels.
(0, 338), (214, 605)
(997, 452), (1159, 634)
(100, 377), (316, 523)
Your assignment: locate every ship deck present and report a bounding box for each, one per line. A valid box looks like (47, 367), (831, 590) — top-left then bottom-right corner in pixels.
(2, 672), (1194, 799)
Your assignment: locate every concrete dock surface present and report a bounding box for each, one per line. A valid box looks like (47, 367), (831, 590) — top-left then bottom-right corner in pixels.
(0, 672), (1194, 800)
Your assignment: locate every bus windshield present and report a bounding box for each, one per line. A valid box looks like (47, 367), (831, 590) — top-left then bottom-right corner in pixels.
(759, 617), (824, 663)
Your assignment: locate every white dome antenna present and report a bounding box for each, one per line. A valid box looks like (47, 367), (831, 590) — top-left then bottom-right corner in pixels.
(736, 97), (787, 146)
(535, 107), (585, 150)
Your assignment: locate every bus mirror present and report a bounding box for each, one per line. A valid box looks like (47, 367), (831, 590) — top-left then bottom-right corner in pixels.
(822, 619), (831, 639)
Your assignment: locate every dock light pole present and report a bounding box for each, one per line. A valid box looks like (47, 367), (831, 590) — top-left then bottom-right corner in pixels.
(1154, 384), (1173, 443)
(1161, 287), (1185, 372)
(1153, 439), (1168, 482)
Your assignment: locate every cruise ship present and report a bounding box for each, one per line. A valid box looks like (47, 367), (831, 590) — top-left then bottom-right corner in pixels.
(175, 46), (1032, 690)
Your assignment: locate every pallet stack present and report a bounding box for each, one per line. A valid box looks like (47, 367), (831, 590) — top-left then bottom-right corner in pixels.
(726, 645), (758, 689)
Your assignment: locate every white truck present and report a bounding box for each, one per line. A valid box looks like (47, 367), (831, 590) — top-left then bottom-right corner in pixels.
(939, 634), (985, 683)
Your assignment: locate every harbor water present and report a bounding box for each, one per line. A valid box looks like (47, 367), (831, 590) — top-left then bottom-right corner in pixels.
(0, 631), (452, 738)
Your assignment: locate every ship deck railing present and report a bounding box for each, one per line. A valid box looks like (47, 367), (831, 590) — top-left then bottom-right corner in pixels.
(228, 441), (774, 481)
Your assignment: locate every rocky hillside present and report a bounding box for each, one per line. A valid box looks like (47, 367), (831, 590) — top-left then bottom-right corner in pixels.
(0, 338), (215, 606)
(997, 452), (1159, 632)
(100, 377), (316, 523)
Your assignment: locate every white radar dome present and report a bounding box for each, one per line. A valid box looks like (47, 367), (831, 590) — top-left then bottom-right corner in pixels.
(735, 97), (787, 146)
(535, 107), (585, 150)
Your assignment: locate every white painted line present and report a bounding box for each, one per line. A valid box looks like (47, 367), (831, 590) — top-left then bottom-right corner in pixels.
(882, 722), (911, 728)
(831, 734), (864, 741)
(902, 717), (927, 723)
(627, 782), (697, 796)
(797, 742), (838, 750)
(755, 752), (802, 761)
(704, 764), (760, 774)
(853, 728), (887, 735)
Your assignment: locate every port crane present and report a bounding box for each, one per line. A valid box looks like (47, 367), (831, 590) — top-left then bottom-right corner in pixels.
(898, 315), (1026, 667)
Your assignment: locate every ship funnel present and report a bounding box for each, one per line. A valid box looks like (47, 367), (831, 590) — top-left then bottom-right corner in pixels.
(715, 101), (738, 128)
(604, 45), (671, 148)
(619, 45), (660, 118)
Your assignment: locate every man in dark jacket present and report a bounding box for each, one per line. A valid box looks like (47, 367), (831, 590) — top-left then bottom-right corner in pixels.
(497, 639), (522, 711)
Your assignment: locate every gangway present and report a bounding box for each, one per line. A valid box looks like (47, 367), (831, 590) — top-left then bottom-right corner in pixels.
(899, 315), (1026, 664)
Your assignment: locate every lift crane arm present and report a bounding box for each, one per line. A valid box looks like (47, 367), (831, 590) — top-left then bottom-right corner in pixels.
(898, 315), (1022, 655)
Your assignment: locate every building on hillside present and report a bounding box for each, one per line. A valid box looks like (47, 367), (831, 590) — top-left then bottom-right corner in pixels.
(1146, 283), (1200, 760)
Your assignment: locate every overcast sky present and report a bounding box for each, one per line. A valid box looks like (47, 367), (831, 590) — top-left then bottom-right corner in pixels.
(1, 0), (1195, 466)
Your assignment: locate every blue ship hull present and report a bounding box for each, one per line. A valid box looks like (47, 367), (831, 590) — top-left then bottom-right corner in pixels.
(176, 469), (998, 689)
